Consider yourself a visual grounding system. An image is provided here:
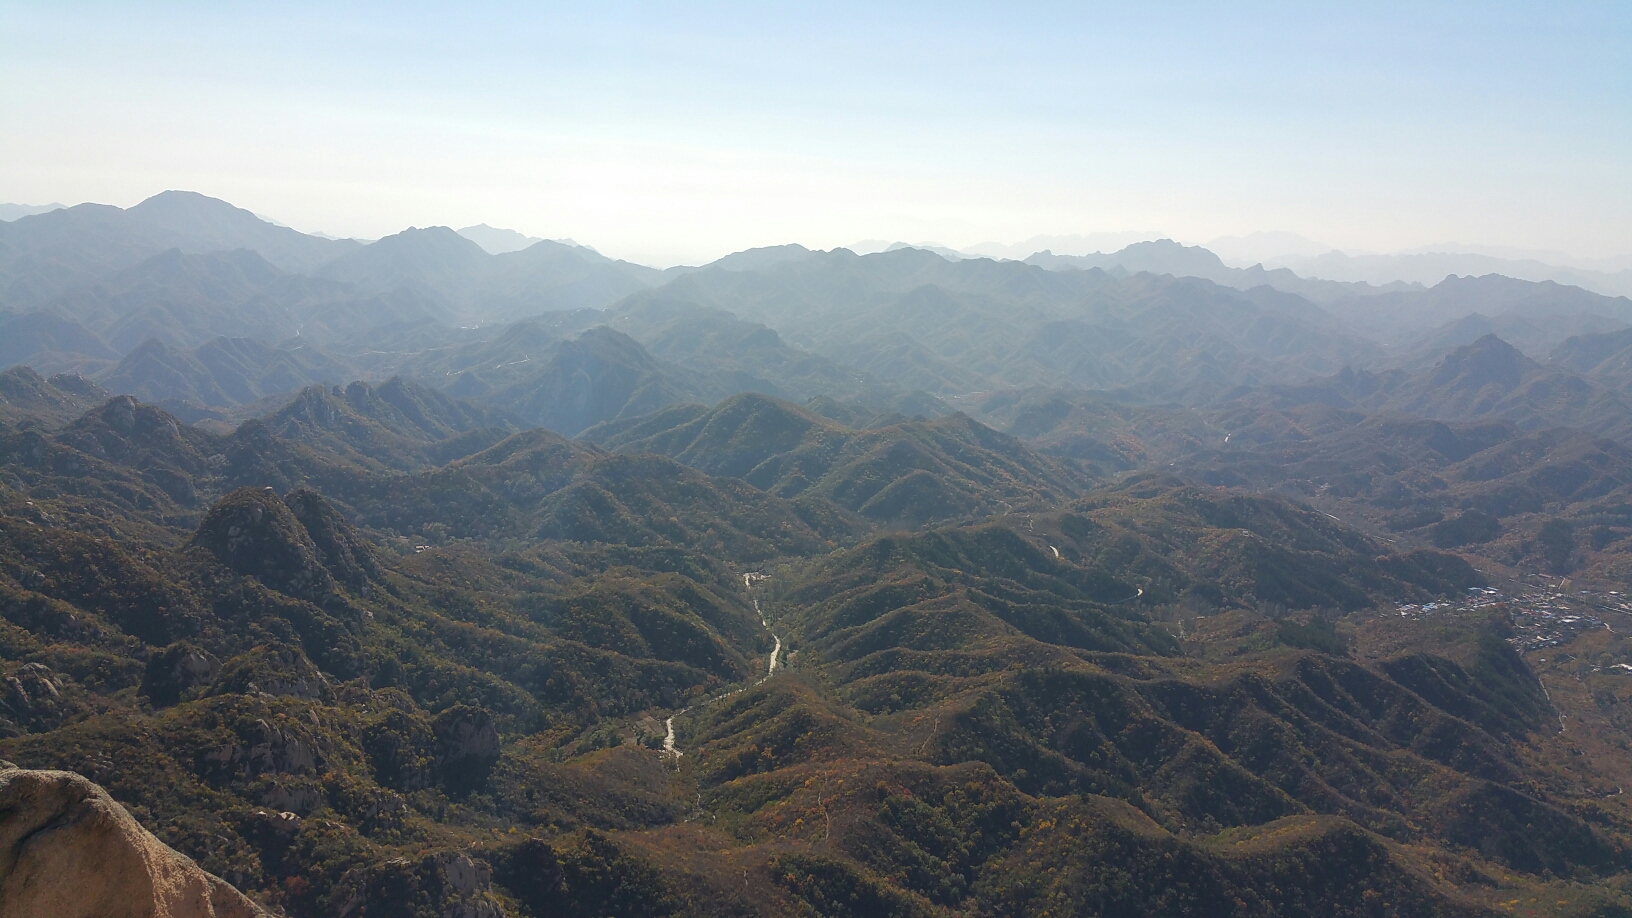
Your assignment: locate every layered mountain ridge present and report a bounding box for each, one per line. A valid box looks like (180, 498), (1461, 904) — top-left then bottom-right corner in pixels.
(7, 192), (1632, 915)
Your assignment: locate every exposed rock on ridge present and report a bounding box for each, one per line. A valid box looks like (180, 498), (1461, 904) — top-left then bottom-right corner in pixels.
(189, 486), (334, 601)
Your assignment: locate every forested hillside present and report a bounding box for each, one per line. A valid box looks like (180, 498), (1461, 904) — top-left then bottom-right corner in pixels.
(5, 193), (1632, 916)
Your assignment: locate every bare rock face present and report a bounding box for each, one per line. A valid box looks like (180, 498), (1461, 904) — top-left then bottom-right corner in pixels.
(141, 642), (221, 708)
(0, 766), (270, 918)
(0, 662), (74, 735)
(432, 705), (501, 796)
(330, 849), (502, 918)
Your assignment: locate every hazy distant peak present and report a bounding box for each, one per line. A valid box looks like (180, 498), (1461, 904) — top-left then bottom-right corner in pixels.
(128, 189), (252, 222)
(457, 223), (544, 255)
(0, 202), (67, 221)
(1024, 238), (1230, 281)
(705, 243), (816, 272)
(1426, 333), (1531, 390)
(884, 241), (969, 261)
(378, 225), (484, 248)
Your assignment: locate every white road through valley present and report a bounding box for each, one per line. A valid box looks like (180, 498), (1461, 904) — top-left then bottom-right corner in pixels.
(660, 572), (782, 763)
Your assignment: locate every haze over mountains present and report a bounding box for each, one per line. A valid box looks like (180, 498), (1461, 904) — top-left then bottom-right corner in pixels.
(12, 190), (1632, 915)
(8, 190), (1632, 448)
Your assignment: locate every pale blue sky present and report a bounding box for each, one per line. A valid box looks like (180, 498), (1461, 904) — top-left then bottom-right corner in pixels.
(3, 2), (1628, 265)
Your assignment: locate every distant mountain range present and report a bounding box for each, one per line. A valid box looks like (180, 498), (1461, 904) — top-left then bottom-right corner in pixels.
(0, 202), (66, 221)
(6, 188), (1632, 452)
(853, 232), (1632, 298)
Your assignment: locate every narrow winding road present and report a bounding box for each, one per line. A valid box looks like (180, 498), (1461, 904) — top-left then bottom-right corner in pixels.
(661, 571), (782, 763)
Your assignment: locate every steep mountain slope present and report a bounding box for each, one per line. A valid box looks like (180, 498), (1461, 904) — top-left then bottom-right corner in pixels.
(0, 308), (119, 374)
(1551, 325), (1632, 397)
(480, 327), (704, 435)
(0, 767), (271, 918)
(97, 337), (358, 413)
(586, 392), (1094, 527)
(313, 226), (492, 312)
(122, 191), (359, 273)
(1370, 335), (1632, 441)
(258, 378), (520, 471)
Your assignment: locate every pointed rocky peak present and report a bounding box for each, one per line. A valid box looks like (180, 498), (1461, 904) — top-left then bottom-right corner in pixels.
(283, 488), (383, 595)
(0, 366), (110, 428)
(1427, 334), (1534, 391)
(268, 383), (353, 431)
(1326, 365), (1387, 401)
(58, 394), (210, 471)
(68, 393), (176, 438)
(205, 642), (329, 701)
(40, 372), (107, 401)
(190, 486), (333, 601)
(432, 704), (501, 795)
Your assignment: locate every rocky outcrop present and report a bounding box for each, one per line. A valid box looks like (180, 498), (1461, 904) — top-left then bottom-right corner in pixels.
(141, 642), (221, 708)
(190, 487), (334, 601)
(282, 488), (383, 595)
(205, 644), (329, 702)
(198, 711), (325, 784)
(0, 662), (74, 735)
(0, 766), (270, 918)
(329, 849), (501, 918)
(432, 705), (501, 795)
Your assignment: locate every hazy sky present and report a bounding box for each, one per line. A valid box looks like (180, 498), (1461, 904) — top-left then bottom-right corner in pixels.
(4, 2), (1628, 266)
